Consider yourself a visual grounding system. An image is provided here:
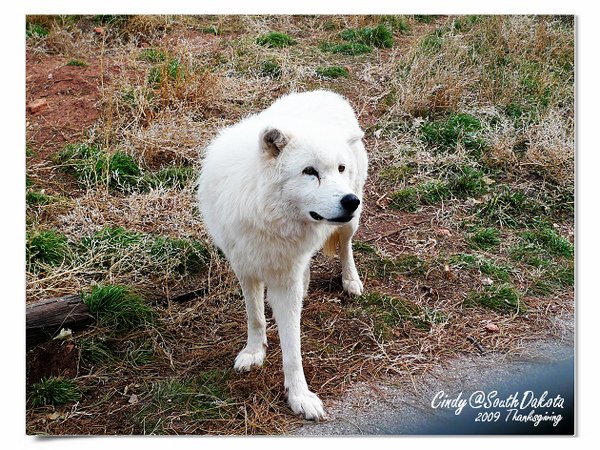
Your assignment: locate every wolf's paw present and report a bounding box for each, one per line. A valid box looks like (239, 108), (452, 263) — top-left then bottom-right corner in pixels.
(288, 390), (326, 421)
(234, 347), (266, 372)
(343, 278), (364, 296)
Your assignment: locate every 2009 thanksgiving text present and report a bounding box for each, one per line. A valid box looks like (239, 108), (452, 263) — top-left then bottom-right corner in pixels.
(431, 390), (565, 427)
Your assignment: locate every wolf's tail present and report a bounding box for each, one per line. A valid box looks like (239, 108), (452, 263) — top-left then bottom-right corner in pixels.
(323, 229), (340, 257)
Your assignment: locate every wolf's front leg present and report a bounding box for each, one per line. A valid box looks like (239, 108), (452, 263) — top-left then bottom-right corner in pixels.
(268, 281), (325, 421)
(234, 277), (267, 372)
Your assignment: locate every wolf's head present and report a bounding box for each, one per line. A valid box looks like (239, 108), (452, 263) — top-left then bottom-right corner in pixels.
(260, 125), (364, 225)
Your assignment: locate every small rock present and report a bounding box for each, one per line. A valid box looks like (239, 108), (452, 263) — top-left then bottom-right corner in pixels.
(27, 98), (48, 114)
(485, 323), (500, 333)
(128, 394), (139, 405)
(94, 27), (105, 34)
(47, 412), (61, 421)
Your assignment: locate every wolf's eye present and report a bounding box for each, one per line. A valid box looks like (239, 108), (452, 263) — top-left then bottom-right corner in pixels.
(303, 167), (319, 177)
(338, 164), (346, 173)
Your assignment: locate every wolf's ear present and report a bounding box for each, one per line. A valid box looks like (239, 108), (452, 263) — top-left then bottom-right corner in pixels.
(348, 130), (364, 145)
(260, 127), (289, 158)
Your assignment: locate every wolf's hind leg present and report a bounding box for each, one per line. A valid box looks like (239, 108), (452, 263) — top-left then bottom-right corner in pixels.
(339, 220), (363, 296)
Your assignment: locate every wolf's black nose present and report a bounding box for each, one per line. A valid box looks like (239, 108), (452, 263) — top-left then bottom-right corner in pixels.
(340, 194), (360, 213)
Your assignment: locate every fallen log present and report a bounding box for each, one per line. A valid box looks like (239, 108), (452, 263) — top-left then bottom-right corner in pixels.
(26, 295), (93, 348)
(26, 289), (206, 348)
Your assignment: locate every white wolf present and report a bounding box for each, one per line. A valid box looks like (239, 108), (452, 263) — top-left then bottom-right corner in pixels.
(197, 90), (368, 420)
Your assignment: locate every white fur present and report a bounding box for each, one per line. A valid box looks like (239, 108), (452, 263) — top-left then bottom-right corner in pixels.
(197, 90), (368, 420)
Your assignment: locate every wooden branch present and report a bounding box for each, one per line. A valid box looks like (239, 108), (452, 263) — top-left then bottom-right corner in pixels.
(26, 295), (93, 348)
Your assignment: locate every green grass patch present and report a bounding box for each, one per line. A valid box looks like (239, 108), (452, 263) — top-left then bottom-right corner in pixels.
(413, 15), (438, 24)
(256, 32), (296, 48)
(28, 377), (80, 408)
(121, 339), (155, 368)
(319, 42), (372, 56)
(82, 284), (156, 333)
(352, 240), (378, 255)
(379, 16), (410, 33)
(465, 284), (523, 314)
(420, 113), (486, 156)
(354, 292), (430, 339)
(340, 24), (393, 48)
(140, 165), (196, 190)
(393, 255), (429, 276)
(139, 48), (167, 64)
(315, 66), (349, 79)
(378, 165), (415, 185)
(79, 336), (116, 364)
(520, 227), (573, 258)
(420, 30), (444, 54)
(418, 180), (452, 204)
(389, 165), (488, 210)
(449, 253), (511, 282)
(389, 187), (419, 211)
(452, 15), (483, 32)
(525, 260), (573, 297)
(79, 226), (210, 276)
(475, 185), (545, 228)
(137, 370), (235, 431)
(26, 22), (49, 38)
(448, 165), (488, 197)
(55, 143), (195, 193)
(258, 60), (282, 78)
(509, 244), (551, 268)
(92, 15), (130, 26)
(468, 227), (501, 250)
(66, 59), (88, 67)
(364, 251), (429, 279)
(148, 58), (185, 86)
(26, 190), (60, 206)
(26, 229), (70, 272)
(200, 25), (220, 35)
(54, 143), (141, 192)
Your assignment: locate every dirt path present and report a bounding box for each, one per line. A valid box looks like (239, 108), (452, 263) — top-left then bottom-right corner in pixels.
(295, 332), (574, 435)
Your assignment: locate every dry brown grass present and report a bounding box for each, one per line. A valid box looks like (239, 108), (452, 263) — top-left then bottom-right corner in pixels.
(26, 15), (574, 435)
